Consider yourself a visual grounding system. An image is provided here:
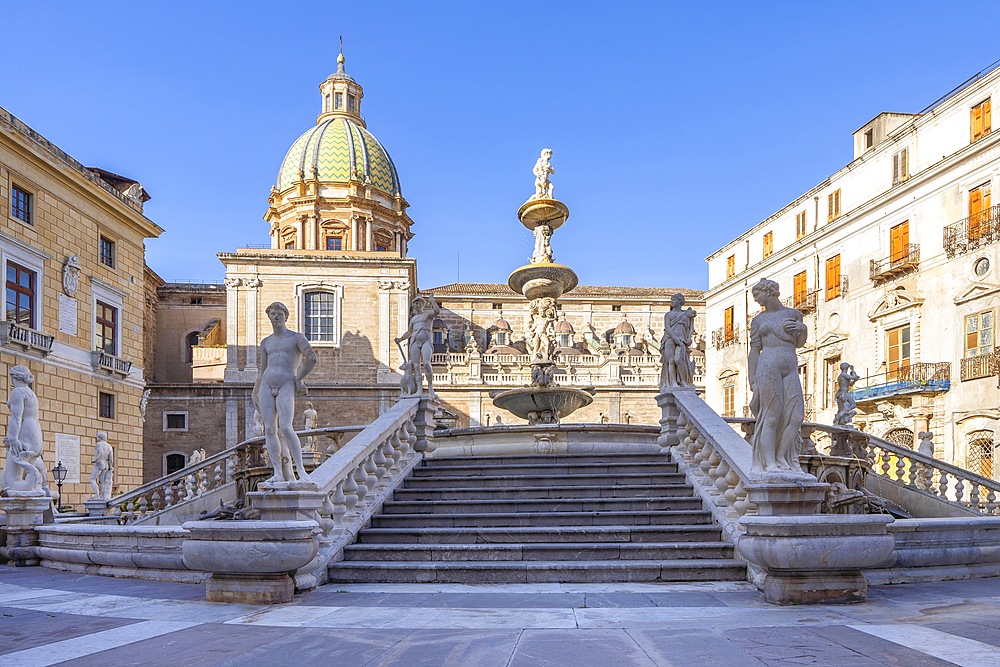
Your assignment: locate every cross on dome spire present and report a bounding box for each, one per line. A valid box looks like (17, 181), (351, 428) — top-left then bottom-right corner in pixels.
(317, 38), (365, 126)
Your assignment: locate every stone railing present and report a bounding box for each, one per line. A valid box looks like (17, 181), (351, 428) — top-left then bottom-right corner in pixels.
(90, 350), (132, 376)
(430, 352), (467, 365)
(98, 426), (364, 524)
(0, 321), (54, 354)
(307, 396), (434, 585)
(866, 433), (1000, 516)
(657, 390), (754, 547)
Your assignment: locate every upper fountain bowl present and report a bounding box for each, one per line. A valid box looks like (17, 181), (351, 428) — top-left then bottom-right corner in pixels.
(508, 263), (579, 301)
(517, 197), (569, 231)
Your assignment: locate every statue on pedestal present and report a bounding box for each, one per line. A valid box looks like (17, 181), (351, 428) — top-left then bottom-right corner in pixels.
(396, 294), (440, 398)
(252, 302), (318, 484)
(659, 293), (697, 389)
(1, 366), (49, 495)
(834, 362), (860, 427)
(532, 148), (555, 199)
(747, 279), (809, 477)
(527, 297), (557, 362)
(302, 402), (318, 453)
(90, 431), (114, 500)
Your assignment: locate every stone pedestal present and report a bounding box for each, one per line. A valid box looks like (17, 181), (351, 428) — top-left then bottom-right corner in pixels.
(0, 494), (51, 566)
(739, 515), (894, 605)
(746, 482), (830, 515)
(413, 398), (437, 455)
(181, 520), (319, 604)
(830, 429), (869, 459)
(248, 485), (324, 523)
(83, 499), (109, 518)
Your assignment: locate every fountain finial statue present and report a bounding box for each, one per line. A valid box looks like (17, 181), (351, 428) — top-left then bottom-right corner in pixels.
(532, 148), (555, 199)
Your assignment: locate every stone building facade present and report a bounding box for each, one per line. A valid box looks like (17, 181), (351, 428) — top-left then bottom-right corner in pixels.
(704, 62), (1000, 478)
(0, 105), (162, 507)
(143, 53), (705, 482)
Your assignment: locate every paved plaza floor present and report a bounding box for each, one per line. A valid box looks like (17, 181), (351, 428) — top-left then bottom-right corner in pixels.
(0, 567), (999, 666)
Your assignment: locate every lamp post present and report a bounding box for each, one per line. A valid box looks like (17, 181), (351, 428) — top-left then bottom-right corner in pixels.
(52, 461), (67, 512)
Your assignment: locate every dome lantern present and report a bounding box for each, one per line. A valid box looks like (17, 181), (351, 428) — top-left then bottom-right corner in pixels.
(317, 39), (365, 126)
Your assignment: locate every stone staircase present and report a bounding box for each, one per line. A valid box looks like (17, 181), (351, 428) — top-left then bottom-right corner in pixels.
(327, 452), (746, 583)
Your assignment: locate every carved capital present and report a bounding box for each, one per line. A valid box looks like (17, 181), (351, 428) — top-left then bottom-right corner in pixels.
(244, 278), (263, 289)
(224, 277), (243, 289)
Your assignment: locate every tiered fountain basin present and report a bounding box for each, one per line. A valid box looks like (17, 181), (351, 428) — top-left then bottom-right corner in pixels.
(508, 263), (579, 301)
(517, 197), (569, 230)
(491, 384), (595, 422)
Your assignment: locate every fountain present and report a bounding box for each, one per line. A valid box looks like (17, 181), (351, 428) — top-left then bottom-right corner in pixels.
(491, 149), (595, 425)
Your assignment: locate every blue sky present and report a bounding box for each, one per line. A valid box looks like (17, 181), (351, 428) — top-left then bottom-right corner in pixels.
(3, 2), (996, 290)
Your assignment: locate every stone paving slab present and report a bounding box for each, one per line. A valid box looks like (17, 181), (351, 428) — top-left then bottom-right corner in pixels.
(1, 567), (1000, 666)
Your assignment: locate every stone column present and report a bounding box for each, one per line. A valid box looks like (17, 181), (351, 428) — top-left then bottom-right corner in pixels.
(365, 216), (374, 251)
(350, 216), (359, 251)
(0, 495), (51, 567)
(223, 277), (241, 381)
(376, 281), (392, 382)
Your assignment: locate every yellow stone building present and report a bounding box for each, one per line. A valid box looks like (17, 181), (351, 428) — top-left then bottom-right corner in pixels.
(0, 106), (162, 507)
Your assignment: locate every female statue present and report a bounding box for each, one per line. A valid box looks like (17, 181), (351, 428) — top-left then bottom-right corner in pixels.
(747, 279), (808, 476)
(659, 293), (697, 389)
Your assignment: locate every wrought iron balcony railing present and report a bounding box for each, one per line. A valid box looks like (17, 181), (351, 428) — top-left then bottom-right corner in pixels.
(852, 362), (950, 402)
(870, 243), (920, 282)
(0, 321), (54, 354)
(944, 204), (1000, 258)
(712, 325), (741, 349)
(781, 289), (818, 314)
(961, 352), (999, 381)
(91, 350), (133, 377)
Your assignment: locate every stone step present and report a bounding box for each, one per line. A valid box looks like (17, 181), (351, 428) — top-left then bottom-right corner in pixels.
(403, 473), (687, 489)
(392, 483), (696, 501)
(369, 509), (714, 528)
(343, 541), (734, 562)
(327, 559), (747, 584)
(422, 453), (670, 467)
(380, 496), (705, 515)
(356, 524), (724, 545)
(411, 462), (679, 477)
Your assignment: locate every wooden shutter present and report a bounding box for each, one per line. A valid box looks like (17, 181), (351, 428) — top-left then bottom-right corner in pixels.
(793, 271), (807, 306)
(726, 255), (735, 279)
(970, 186), (984, 240)
(972, 104), (982, 142)
(985, 98), (992, 135)
(825, 255), (840, 300)
(890, 221), (909, 264)
(724, 306), (734, 340)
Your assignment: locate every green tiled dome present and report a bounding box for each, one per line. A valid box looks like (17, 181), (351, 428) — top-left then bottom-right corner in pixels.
(276, 118), (401, 196)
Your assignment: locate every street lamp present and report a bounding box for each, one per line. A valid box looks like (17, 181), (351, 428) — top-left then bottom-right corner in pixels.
(52, 461), (67, 512)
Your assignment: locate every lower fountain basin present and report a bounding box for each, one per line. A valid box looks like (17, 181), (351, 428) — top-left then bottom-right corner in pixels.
(491, 386), (595, 424)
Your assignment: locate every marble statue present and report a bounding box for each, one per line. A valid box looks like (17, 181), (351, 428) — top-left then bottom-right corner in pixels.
(1, 366), (49, 495)
(659, 293), (697, 389)
(494, 415), (503, 425)
(89, 431), (114, 500)
(139, 388), (150, 421)
(531, 223), (554, 264)
(527, 297), (557, 361)
(396, 294), (440, 398)
(62, 255), (81, 297)
(747, 278), (809, 477)
(834, 362), (860, 427)
(252, 301), (318, 484)
(918, 431), (934, 458)
(302, 402), (318, 452)
(252, 409), (264, 437)
(189, 448), (206, 466)
(532, 148), (555, 199)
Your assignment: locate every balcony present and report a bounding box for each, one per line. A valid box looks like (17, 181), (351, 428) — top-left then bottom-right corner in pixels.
(853, 362), (950, 402)
(712, 326), (741, 350)
(960, 352), (998, 381)
(870, 244), (919, 283)
(91, 350), (132, 377)
(781, 289), (818, 314)
(944, 204), (1000, 258)
(0, 321), (54, 354)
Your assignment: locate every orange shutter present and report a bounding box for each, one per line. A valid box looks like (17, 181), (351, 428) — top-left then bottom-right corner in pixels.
(793, 271), (807, 306)
(890, 221), (909, 264)
(724, 306), (734, 340)
(825, 255), (841, 300)
(985, 98), (992, 135)
(970, 187), (984, 240)
(972, 104), (982, 142)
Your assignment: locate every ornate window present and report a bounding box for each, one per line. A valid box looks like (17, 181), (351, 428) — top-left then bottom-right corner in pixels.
(96, 300), (117, 354)
(294, 282), (343, 347)
(969, 182), (991, 242)
(965, 311), (994, 358)
(325, 236), (343, 251)
(884, 427), (914, 449)
(967, 431), (994, 478)
(886, 324), (910, 381)
(723, 385), (735, 417)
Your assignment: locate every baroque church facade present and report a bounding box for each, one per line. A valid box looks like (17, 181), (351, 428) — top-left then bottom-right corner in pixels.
(143, 55), (705, 480)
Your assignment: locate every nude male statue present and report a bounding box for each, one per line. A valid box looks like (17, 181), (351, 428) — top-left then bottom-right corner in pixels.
(252, 302), (318, 484)
(90, 431), (114, 500)
(1, 366), (49, 495)
(395, 294), (440, 398)
(533, 148), (555, 199)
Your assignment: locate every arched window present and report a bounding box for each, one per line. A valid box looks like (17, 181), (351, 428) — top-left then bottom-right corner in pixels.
(884, 428), (914, 449)
(184, 331), (200, 363)
(164, 452), (187, 476)
(303, 291), (336, 342)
